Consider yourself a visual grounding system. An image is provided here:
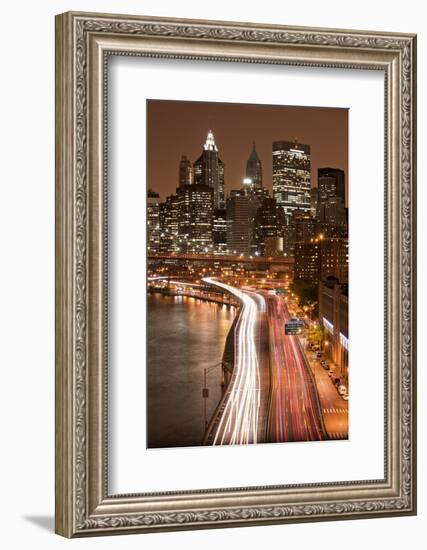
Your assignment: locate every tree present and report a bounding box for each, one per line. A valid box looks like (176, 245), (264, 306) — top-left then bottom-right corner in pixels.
(307, 323), (325, 347)
(290, 280), (318, 306)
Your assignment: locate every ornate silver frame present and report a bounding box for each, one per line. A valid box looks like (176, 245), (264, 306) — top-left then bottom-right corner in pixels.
(55, 11), (417, 537)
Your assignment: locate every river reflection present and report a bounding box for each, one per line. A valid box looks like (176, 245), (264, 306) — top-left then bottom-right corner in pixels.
(147, 293), (235, 448)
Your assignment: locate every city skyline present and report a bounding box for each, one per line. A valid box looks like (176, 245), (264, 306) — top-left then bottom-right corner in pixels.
(147, 100), (348, 202)
(148, 126), (348, 259)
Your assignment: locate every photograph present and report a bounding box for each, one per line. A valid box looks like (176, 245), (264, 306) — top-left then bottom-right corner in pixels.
(147, 99), (349, 448)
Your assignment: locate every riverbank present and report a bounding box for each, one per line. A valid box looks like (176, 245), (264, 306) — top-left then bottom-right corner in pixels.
(147, 293), (235, 448)
(148, 286), (238, 307)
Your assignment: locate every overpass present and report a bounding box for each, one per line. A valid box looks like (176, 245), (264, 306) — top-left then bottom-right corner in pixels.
(148, 252), (294, 269)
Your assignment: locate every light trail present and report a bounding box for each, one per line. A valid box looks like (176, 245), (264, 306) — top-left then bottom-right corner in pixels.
(203, 278), (265, 445)
(266, 294), (325, 442)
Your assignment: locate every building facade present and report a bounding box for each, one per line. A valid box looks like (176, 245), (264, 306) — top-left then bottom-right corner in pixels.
(213, 208), (228, 255)
(294, 235), (348, 283)
(176, 184), (214, 253)
(226, 191), (254, 255)
(294, 210), (316, 243)
(178, 155), (193, 187)
(318, 196), (347, 227)
(310, 187), (319, 219)
(253, 197), (285, 256)
(317, 167), (345, 206)
(159, 194), (179, 253)
(294, 240), (320, 281)
(147, 189), (160, 253)
(318, 276), (349, 382)
(272, 140), (311, 218)
(320, 237), (349, 282)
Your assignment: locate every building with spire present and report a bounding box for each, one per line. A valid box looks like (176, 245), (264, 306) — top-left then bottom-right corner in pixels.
(246, 142), (263, 188)
(193, 130), (225, 209)
(242, 142), (269, 203)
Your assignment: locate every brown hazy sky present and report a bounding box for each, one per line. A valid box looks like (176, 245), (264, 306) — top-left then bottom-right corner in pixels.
(147, 100), (348, 202)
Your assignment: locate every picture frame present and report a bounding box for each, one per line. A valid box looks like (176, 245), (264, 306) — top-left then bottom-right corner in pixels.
(55, 11), (417, 537)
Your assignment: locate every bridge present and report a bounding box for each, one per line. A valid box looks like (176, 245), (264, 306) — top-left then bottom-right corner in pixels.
(148, 252), (294, 269)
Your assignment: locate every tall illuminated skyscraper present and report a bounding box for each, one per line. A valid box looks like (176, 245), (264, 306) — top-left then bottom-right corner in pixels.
(272, 140), (311, 218)
(147, 189), (160, 253)
(194, 130), (225, 209)
(226, 191), (251, 255)
(176, 184), (213, 253)
(159, 194), (179, 253)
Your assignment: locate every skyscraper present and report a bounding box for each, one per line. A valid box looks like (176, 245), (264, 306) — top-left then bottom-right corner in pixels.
(178, 155), (193, 187)
(226, 191), (254, 255)
(317, 167), (345, 205)
(272, 140), (311, 218)
(194, 130), (225, 209)
(159, 194), (179, 253)
(294, 211), (316, 243)
(318, 196), (347, 227)
(253, 197), (285, 256)
(147, 189), (160, 253)
(177, 184), (213, 253)
(294, 240), (320, 282)
(246, 142), (263, 188)
(319, 237), (349, 282)
(213, 209), (228, 255)
(310, 187), (319, 219)
(294, 235), (348, 283)
(316, 167), (347, 236)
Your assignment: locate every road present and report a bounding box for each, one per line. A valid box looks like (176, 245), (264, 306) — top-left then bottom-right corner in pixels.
(264, 294), (326, 442)
(201, 280), (338, 445)
(202, 278), (270, 445)
(302, 343), (349, 440)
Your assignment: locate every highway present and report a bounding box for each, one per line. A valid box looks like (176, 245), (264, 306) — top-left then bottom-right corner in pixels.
(265, 293), (326, 442)
(203, 278), (268, 445)
(202, 280), (327, 445)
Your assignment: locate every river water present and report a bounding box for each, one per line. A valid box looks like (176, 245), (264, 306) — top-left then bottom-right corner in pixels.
(147, 293), (235, 448)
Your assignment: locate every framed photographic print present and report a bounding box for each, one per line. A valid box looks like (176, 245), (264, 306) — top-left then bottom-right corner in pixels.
(55, 11), (417, 537)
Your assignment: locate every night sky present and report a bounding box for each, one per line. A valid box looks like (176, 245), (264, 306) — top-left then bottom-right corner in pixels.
(147, 100), (348, 202)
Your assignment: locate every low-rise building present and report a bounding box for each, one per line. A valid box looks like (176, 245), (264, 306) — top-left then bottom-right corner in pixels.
(318, 276), (349, 382)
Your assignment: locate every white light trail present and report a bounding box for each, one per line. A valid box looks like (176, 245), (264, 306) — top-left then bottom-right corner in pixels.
(203, 278), (265, 445)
